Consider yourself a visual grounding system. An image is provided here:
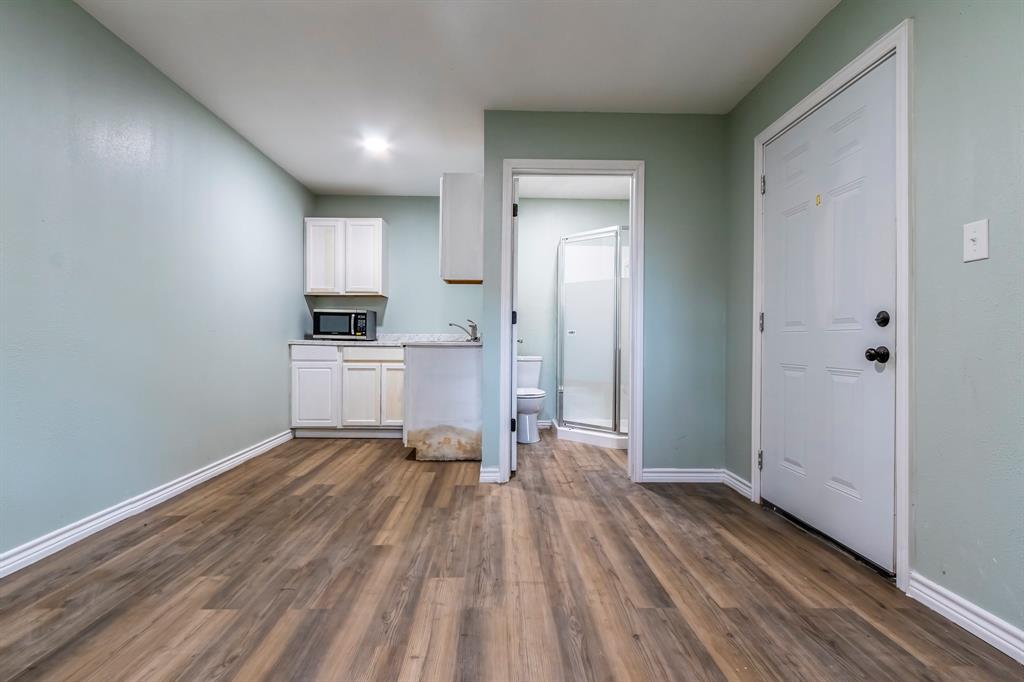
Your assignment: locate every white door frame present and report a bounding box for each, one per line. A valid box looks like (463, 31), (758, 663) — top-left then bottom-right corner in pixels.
(499, 159), (645, 483)
(751, 19), (912, 589)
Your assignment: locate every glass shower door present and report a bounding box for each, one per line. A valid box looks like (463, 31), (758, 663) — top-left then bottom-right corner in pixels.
(558, 229), (619, 431)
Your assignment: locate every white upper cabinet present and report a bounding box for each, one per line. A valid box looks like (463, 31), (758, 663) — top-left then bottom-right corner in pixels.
(439, 173), (483, 283)
(305, 218), (342, 293)
(344, 218), (384, 294)
(304, 217), (387, 296)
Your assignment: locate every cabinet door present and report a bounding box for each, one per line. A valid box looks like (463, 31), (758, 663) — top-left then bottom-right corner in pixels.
(344, 219), (382, 293)
(291, 361), (340, 427)
(305, 218), (343, 293)
(342, 362), (381, 426)
(439, 173), (483, 283)
(380, 363), (405, 427)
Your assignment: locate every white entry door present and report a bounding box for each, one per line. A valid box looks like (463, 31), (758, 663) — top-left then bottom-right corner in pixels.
(761, 56), (897, 571)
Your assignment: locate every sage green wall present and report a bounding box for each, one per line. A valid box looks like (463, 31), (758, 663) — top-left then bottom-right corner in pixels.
(516, 198), (630, 420)
(310, 196), (483, 334)
(723, 0), (1024, 628)
(0, 1), (312, 553)
(483, 112), (727, 470)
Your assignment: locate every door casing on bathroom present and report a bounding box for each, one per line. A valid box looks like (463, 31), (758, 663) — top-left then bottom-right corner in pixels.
(498, 159), (645, 484)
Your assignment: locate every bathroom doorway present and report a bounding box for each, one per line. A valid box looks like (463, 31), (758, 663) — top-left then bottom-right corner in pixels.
(498, 160), (644, 483)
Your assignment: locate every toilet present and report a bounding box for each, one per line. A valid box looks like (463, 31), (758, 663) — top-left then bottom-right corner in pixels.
(516, 356), (546, 444)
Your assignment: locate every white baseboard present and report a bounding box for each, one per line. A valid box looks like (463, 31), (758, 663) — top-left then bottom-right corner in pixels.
(0, 429), (293, 579)
(478, 466), (502, 483)
(537, 420), (553, 429)
(640, 467), (722, 483)
(721, 469), (753, 499)
(640, 467), (753, 499)
(908, 572), (1024, 664)
(294, 428), (402, 439)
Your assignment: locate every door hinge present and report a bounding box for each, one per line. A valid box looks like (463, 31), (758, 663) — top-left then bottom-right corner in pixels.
(511, 310), (517, 325)
(759, 312), (764, 333)
(512, 202), (518, 217)
(760, 175), (766, 195)
(758, 450), (764, 471)
(511, 418), (517, 432)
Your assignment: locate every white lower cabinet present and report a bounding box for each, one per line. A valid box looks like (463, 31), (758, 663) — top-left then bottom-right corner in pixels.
(342, 362), (382, 426)
(292, 344), (404, 432)
(291, 361), (340, 428)
(380, 363), (406, 427)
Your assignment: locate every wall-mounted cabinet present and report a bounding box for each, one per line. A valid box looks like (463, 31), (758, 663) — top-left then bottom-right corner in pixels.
(304, 217), (387, 295)
(439, 173), (483, 283)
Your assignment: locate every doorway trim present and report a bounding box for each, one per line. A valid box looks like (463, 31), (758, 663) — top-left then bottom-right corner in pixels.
(500, 159), (645, 483)
(750, 19), (912, 589)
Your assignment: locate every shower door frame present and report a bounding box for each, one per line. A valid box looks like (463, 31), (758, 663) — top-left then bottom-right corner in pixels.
(556, 225), (626, 434)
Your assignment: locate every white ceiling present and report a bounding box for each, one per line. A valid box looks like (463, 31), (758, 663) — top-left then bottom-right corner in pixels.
(77, 0), (838, 196)
(518, 175), (631, 200)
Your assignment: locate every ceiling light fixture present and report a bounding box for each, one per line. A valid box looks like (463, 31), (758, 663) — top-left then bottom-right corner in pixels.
(361, 135), (391, 155)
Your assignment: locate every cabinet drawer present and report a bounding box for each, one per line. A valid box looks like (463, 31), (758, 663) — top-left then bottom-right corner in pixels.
(291, 344), (340, 361)
(342, 346), (404, 362)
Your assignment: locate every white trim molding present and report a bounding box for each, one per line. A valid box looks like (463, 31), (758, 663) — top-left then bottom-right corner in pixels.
(750, 19), (912, 590)
(908, 572), (1024, 664)
(293, 429), (402, 439)
(721, 469), (754, 499)
(0, 430), (293, 579)
(640, 468), (753, 497)
(500, 159), (645, 485)
(641, 468), (721, 483)
(478, 466), (502, 483)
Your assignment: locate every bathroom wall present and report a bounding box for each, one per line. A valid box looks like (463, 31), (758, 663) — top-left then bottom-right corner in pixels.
(723, 0), (1023, 629)
(0, 0), (312, 554)
(483, 112), (728, 470)
(516, 198), (629, 421)
(310, 195), (482, 335)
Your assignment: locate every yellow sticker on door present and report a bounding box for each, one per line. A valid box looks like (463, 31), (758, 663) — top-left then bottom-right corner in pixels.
(816, 194), (822, 206)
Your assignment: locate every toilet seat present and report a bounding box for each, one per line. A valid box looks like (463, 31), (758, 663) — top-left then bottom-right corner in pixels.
(516, 387), (546, 398)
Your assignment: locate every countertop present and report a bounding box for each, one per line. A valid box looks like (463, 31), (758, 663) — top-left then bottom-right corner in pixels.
(402, 341), (482, 347)
(289, 333), (480, 347)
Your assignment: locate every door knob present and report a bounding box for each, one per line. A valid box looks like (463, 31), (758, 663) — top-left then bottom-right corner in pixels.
(865, 346), (890, 363)
(875, 310), (890, 327)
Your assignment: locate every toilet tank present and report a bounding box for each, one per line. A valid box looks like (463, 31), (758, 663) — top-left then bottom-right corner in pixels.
(516, 356), (543, 389)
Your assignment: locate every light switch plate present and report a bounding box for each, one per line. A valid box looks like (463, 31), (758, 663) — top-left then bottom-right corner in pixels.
(963, 219), (989, 262)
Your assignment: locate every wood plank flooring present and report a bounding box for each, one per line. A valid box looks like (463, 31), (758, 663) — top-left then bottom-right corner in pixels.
(0, 432), (1018, 680)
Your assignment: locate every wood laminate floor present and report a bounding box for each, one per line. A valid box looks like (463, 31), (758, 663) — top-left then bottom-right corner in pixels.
(0, 432), (1018, 681)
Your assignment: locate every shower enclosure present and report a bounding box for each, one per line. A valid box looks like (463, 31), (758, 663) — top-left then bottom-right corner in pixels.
(557, 225), (630, 434)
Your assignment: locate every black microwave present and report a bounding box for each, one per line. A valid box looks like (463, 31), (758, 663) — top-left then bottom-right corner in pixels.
(312, 309), (377, 340)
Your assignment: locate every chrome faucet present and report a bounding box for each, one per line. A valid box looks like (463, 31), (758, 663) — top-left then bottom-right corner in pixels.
(449, 319), (479, 342)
